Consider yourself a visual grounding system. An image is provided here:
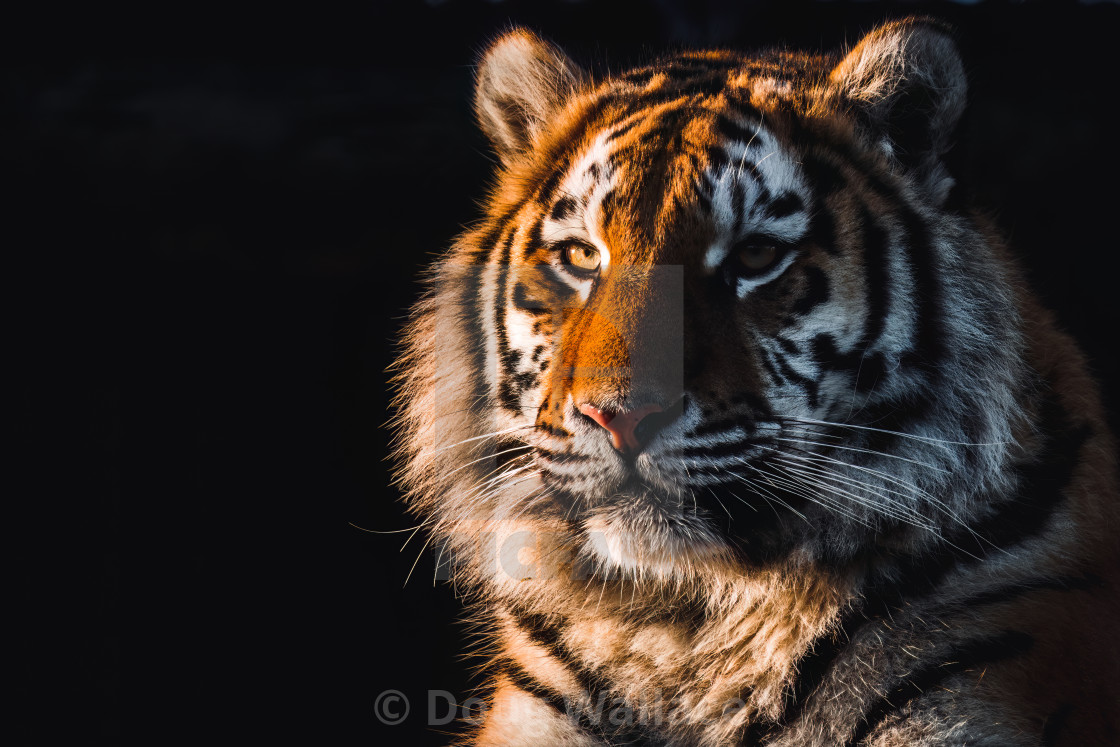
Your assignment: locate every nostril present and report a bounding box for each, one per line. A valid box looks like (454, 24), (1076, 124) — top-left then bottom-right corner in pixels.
(578, 400), (682, 454)
(578, 404), (618, 431)
(633, 396), (686, 446)
(633, 409), (667, 444)
(628, 405), (664, 445)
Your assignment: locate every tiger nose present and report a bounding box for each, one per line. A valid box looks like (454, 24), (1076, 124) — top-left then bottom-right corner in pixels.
(578, 402), (678, 454)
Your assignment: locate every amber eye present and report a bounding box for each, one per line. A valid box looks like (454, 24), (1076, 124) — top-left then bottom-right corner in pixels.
(734, 243), (781, 274)
(562, 242), (602, 274)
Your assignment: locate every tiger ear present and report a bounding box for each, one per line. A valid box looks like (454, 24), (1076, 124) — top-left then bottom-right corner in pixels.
(474, 29), (585, 164)
(828, 18), (966, 204)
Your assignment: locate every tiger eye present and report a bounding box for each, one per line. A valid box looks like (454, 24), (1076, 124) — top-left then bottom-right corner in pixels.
(563, 242), (602, 273)
(736, 244), (779, 272)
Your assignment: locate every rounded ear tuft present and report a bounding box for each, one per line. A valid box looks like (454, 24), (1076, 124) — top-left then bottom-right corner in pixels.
(829, 18), (967, 203)
(474, 29), (585, 164)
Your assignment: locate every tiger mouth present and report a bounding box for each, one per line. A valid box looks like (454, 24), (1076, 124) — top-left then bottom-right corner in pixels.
(534, 422), (788, 488)
(578, 486), (732, 576)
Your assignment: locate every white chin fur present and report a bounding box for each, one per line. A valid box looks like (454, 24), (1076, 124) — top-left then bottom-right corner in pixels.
(581, 499), (730, 579)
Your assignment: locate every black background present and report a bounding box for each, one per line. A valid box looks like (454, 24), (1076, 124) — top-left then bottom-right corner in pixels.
(11, 1), (1119, 744)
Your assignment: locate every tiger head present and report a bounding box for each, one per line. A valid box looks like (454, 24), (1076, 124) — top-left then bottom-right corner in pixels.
(397, 19), (1028, 584)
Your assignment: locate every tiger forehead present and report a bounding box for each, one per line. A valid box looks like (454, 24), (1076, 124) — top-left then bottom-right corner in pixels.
(541, 105), (811, 265)
(610, 50), (826, 105)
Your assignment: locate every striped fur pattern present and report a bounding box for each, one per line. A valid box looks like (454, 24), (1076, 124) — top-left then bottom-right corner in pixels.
(393, 19), (1120, 746)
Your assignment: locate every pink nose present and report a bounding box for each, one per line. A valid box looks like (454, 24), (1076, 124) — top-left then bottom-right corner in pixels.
(578, 403), (666, 453)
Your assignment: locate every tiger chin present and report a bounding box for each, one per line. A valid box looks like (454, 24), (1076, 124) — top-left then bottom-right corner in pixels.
(393, 18), (1120, 746)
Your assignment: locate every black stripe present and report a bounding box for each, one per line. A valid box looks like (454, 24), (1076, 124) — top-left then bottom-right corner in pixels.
(763, 191), (804, 220)
(716, 113), (761, 145)
(948, 573), (1103, 611)
(597, 188), (620, 230)
(501, 658), (570, 716)
(707, 144), (730, 169)
(537, 449), (589, 465)
(791, 265), (830, 316)
(659, 60), (735, 78)
(757, 347), (785, 386)
(535, 419), (572, 439)
(513, 610), (607, 699)
(771, 348), (820, 409)
(810, 333), (856, 372)
(730, 391), (774, 417)
(852, 351), (887, 395)
(512, 282), (552, 316)
(457, 248), (495, 423)
(809, 195), (839, 255)
(897, 205), (945, 375)
(604, 117), (640, 142)
(675, 70), (729, 96)
(688, 410), (760, 437)
(535, 161), (571, 212)
(731, 176), (746, 229)
(680, 438), (758, 460)
(522, 215), (544, 258)
(858, 206), (890, 349)
(469, 206), (520, 262)
(510, 369), (539, 396)
(695, 176), (713, 215)
(493, 229), (521, 413)
(550, 195), (579, 222)
(799, 150), (849, 198)
(510, 610), (659, 745)
(775, 336), (801, 356)
(791, 115), (912, 200)
(959, 390), (1091, 555)
(844, 630), (1034, 747)
(502, 659), (657, 745)
(611, 120), (684, 154)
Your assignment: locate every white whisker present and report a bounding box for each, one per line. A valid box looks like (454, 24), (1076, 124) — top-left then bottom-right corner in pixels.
(785, 416), (1011, 448)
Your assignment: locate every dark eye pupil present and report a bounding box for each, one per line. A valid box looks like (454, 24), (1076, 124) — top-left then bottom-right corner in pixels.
(562, 242), (599, 272)
(738, 244), (777, 270)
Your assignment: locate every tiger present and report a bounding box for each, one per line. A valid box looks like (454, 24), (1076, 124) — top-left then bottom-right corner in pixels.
(392, 17), (1120, 746)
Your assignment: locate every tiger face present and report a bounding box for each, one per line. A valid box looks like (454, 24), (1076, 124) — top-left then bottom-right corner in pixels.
(451, 21), (1024, 578)
(401, 19), (1030, 586)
